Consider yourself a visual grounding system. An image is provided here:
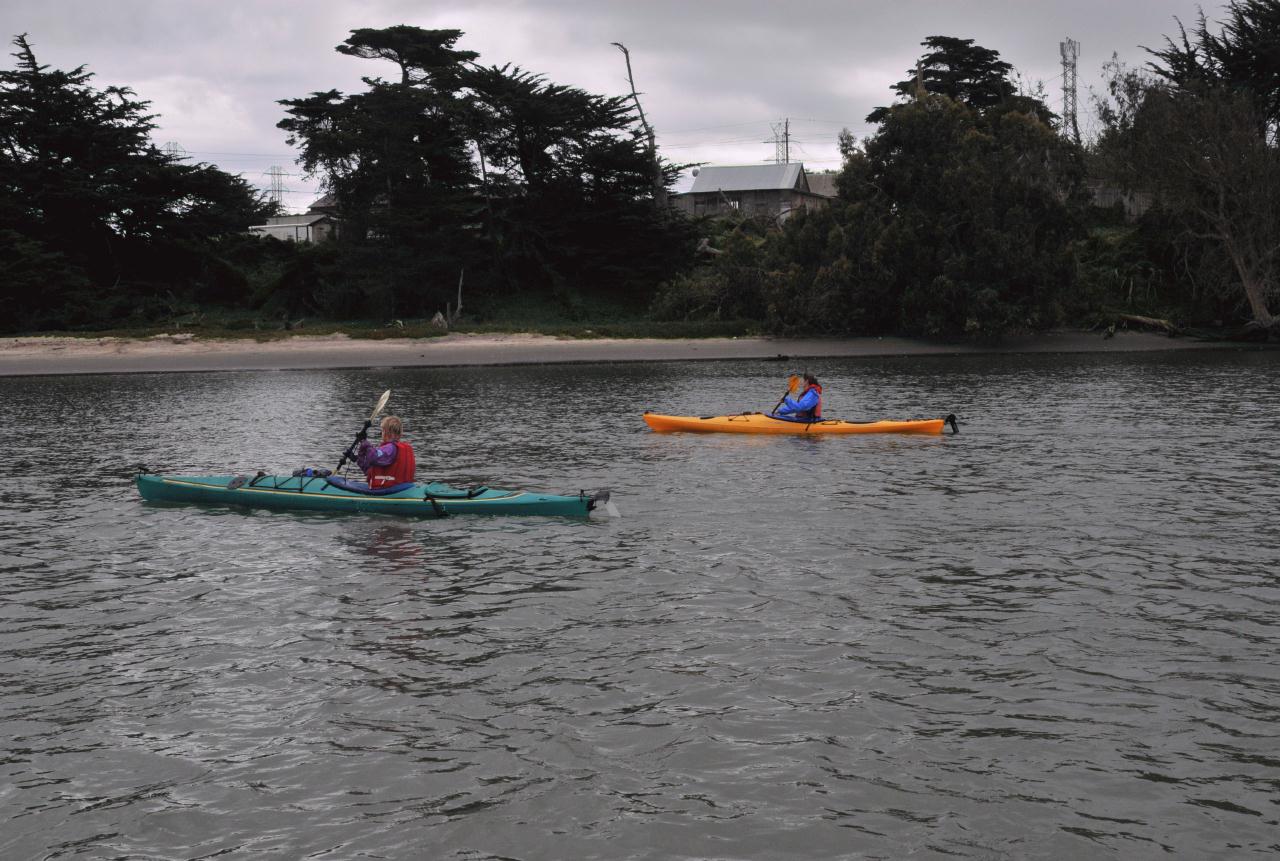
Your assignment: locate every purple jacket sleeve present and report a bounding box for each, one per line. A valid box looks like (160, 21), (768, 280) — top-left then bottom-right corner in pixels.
(356, 440), (398, 472)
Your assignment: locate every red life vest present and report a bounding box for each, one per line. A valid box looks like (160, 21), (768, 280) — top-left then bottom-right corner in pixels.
(801, 383), (823, 419)
(366, 440), (416, 489)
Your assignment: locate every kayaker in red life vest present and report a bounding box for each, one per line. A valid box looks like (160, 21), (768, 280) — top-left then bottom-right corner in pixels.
(356, 415), (417, 489)
(772, 374), (823, 421)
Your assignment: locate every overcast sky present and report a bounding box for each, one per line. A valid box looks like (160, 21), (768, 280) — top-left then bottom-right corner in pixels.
(5, 0), (1212, 210)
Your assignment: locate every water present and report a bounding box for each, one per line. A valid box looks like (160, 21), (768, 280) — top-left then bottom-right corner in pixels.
(2, 351), (1278, 859)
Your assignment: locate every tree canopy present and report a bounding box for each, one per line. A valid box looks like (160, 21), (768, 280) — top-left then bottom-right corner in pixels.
(1093, 0), (1280, 328)
(1147, 0), (1280, 135)
(277, 25), (693, 319)
(842, 90), (1084, 337)
(659, 36), (1084, 340)
(867, 36), (1018, 123)
(0, 34), (272, 331)
(335, 26), (477, 86)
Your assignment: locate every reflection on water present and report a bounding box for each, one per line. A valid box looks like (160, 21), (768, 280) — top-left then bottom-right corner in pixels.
(2, 351), (1280, 859)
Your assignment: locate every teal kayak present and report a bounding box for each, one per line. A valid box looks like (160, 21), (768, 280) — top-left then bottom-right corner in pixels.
(136, 473), (609, 518)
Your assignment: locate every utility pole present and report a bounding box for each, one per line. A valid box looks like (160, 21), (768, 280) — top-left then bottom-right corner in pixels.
(610, 42), (667, 208)
(1060, 37), (1081, 144)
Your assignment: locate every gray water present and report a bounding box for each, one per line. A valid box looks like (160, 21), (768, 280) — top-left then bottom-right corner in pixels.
(2, 351), (1278, 860)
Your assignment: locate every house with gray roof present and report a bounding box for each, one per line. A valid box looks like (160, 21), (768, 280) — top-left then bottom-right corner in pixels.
(248, 194), (339, 243)
(673, 163), (834, 223)
(806, 170), (840, 199)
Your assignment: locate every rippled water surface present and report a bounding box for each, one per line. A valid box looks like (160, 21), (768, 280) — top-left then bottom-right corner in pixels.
(3, 351), (1279, 859)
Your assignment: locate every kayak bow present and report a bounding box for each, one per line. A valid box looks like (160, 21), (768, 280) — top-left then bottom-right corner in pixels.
(643, 411), (958, 435)
(137, 473), (609, 518)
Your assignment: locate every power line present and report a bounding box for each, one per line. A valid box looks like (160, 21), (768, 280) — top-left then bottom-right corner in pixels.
(661, 118), (778, 134)
(787, 118), (859, 126)
(660, 118), (859, 142)
(179, 149), (299, 158)
(658, 136), (780, 148)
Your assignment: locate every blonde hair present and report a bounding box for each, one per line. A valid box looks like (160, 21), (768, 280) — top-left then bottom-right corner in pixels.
(380, 416), (403, 439)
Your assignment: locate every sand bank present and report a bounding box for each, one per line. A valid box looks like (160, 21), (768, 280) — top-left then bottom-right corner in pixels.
(0, 330), (1245, 377)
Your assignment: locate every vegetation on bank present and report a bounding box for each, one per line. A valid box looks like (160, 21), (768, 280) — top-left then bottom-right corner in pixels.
(656, 5), (1280, 340)
(2, 1), (1277, 340)
(12, 299), (763, 341)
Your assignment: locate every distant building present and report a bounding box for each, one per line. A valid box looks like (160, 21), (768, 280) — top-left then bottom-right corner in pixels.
(249, 194), (339, 243)
(306, 193), (339, 217)
(1087, 181), (1153, 221)
(673, 163), (834, 223)
(805, 170), (840, 199)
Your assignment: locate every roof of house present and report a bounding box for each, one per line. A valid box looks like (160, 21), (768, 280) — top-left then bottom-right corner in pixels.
(689, 163), (808, 193)
(806, 171), (839, 198)
(253, 213), (332, 227)
(308, 193), (337, 212)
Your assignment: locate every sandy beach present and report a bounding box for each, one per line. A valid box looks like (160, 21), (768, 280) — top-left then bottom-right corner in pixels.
(0, 329), (1248, 377)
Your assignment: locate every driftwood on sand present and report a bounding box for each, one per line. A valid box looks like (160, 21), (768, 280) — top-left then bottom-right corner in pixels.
(1104, 313), (1182, 337)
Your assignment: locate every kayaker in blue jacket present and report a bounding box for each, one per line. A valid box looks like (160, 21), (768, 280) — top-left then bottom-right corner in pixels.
(772, 374), (823, 421)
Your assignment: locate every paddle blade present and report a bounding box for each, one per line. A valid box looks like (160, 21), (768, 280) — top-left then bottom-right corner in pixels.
(369, 390), (391, 422)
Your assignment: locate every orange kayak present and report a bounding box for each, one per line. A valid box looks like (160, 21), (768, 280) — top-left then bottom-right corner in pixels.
(643, 412), (958, 435)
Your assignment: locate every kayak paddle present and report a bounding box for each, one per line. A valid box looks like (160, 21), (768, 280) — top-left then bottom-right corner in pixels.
(771, 374), (801, 415)
(336, 389), (392, 473)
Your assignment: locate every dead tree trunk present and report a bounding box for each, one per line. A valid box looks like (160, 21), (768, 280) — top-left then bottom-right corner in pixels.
(611, 42), (667, 210)
(1224, 238), (1275, 327)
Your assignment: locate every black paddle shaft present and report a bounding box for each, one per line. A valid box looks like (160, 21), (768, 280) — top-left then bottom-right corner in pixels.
(335, 420), (373, 473)
(772, 375), (801, 416)
(771, 384), (796, 416)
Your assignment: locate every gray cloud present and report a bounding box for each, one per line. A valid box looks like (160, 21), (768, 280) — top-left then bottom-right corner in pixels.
(5, 0), (1209, 207)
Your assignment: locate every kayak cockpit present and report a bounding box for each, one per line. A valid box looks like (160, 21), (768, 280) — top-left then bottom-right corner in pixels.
(322, 476), (415, 495)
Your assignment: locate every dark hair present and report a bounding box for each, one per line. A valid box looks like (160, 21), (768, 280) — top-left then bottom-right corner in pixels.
(803, 374), (819, 385)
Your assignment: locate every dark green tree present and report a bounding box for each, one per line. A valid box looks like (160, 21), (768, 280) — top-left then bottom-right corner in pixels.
(463, 63), (690, 295)
(279, 26), (693, 316)
(0, 34), (272, 330)
(280, 29), (477, 238)
(1092, 2), (1280, 328)
(278, 28), (481, 315)
(661, 37), (1080, 339)
(1146, 0), (1280, 133)
(336, 25), (477, 85)
(868, 36), (1021, 123)
(833, 38), (1083, 336)
(842, 94), (1085, 337)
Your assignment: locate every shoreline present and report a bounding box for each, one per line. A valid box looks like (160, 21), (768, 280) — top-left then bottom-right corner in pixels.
(0, 330), (1257, 377)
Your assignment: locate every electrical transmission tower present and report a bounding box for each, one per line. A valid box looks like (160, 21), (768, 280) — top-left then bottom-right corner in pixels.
(265, 165), (287, 207)
(765, 118), (790, 163)
(161, 141), (187, 161)
(1060, 37), (1081, 144)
